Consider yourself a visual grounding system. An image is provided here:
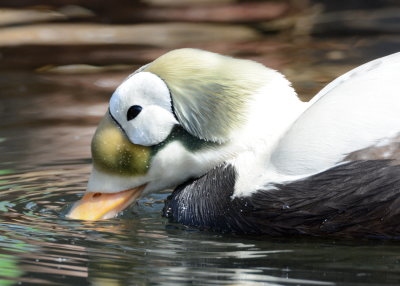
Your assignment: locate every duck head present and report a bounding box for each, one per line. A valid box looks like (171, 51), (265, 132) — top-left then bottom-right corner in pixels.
(67, 48), (301, 220)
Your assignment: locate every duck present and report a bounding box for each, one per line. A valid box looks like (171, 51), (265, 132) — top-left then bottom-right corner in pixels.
(67, 48), (400, 238)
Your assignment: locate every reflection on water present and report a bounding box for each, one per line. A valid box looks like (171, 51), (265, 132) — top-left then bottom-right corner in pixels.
(1, 55), (400, 286)
(3, 162), (400, 285)
(2, 54), (400, 286)
(1, 0), (400, 283)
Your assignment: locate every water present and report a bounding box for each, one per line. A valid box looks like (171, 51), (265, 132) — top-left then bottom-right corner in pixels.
(3, 167), (400, 286)
(1, 30), (400, 286)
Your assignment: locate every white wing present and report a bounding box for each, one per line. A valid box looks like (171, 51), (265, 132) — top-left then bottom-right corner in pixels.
(271, 52), (400, 176)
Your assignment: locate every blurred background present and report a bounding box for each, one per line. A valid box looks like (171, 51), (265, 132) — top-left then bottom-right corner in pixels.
(0, 0), (399, 166)
(1, 0), (400, 175)
(1, 1), (400, 285)
(1, 0), (400, 166)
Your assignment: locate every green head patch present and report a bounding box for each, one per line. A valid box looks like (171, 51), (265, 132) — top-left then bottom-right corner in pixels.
(91, 112), (150, 176)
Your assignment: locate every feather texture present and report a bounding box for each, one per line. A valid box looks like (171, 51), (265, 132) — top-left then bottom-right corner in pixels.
(164, 160), (400, 238)
(144, 48), (285, 143)
(270, 52), (400, 176)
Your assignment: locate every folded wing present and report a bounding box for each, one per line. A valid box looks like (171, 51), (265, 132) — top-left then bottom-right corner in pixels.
(271, 52), (400, 176)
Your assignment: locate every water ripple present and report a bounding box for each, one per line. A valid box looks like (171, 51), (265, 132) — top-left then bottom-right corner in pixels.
(1, 162), (400, 285)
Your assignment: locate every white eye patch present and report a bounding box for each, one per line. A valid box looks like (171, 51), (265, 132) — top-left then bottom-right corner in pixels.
(109, 72), (178, 146)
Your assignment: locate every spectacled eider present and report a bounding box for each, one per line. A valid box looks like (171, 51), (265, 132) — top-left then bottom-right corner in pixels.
(67, 48), (400, 239)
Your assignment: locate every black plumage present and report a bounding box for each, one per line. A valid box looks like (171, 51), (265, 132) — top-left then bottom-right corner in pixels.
(163, 164), (261, 234)
(163, 160), (400, 238)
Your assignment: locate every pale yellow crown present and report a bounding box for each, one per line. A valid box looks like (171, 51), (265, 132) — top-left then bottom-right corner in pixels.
(144, 48), (274, 143)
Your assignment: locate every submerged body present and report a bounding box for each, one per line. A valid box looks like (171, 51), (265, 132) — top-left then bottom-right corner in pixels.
(164, 161), (400, 238)
(68, 49), (400, 238)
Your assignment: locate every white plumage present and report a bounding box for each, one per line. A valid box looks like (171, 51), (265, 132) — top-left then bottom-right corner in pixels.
(68, 49), (400, 227)
(270, 52), (400, 177)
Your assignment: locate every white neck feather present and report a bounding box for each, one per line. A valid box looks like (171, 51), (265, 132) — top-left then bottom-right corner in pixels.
(228, 76), (308, 197)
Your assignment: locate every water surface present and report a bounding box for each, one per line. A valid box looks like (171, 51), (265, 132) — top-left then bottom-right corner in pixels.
(1, 34), (400, 285)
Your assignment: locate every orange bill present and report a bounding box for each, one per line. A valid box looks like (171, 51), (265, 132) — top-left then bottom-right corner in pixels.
(67, 185), (146, 221)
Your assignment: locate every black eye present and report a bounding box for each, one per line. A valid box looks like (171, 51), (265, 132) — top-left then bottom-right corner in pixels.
(127, 105), (142, 121)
